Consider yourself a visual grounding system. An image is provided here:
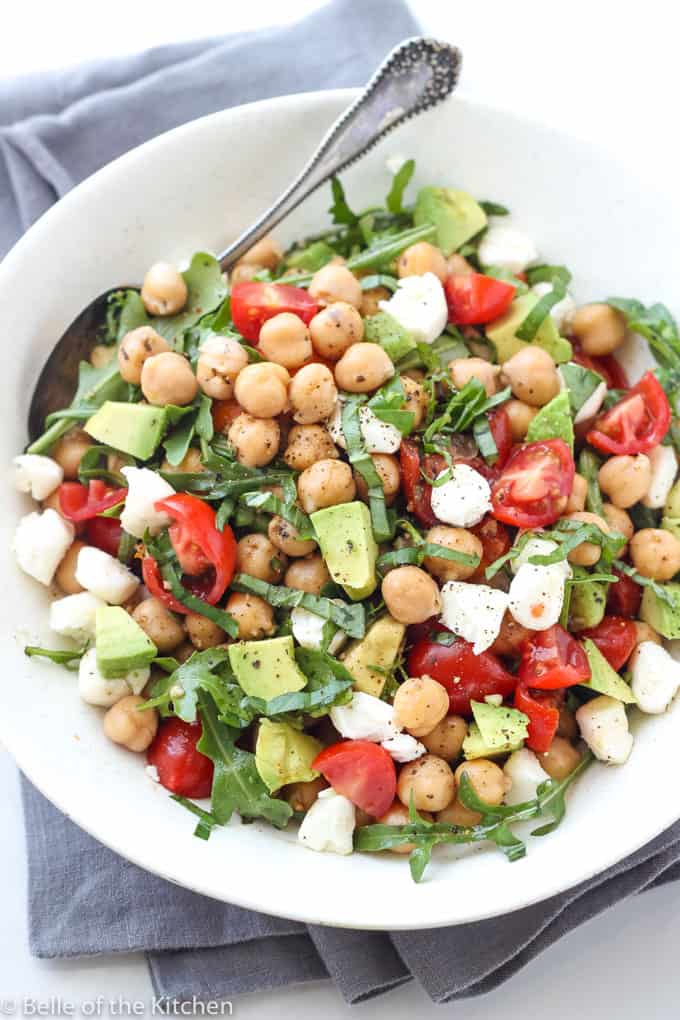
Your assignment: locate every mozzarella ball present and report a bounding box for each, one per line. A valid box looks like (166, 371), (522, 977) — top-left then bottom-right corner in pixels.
(503, 748), (550, 806)
(423, 526), (483, 582)
(228, 413), (280, 467)
(397, 754), (455, 812)
(132, 598), (185, 653)
(381, 566), (442, 624)
(598, 454), (651, 509)
(630, 528), (680, 580)
(234, 362), (289, 418)
(104, 695), (159, 753)
(540, 737), (582, 780)
(430, 464), (492, 527)
(501, 347), (560, 406)
(225, 592), (275, 640)
(55, 540), (86, 594)
(576, 695), (633, 764)
(354, 453), (400, 506)
(120, 466), (174, 539)
(565, 511), (610, 567)
(185, 613), (226, 650)
(376, 801), (433, 853)
(571, 303), (626, 356)
(308, 264), (363, 309)
(258, 313), (313, 370)
(269, 516), (317, 559)
(118, 326), (170, 384)
(237, 235), (282, 269)
(398, 242), (447, 283)
(14, 509), (74, 586)
(393, 676), (449, 737)
(284, 554), (331, 594)
(449, 357), (500, 397)
(334, 343), (394, 394)
(297, 459), (356, 514)
(141, 262), (187, 316)
(309, 302), (364, 361)
(196, 335), (248, 399)
(141, 351), (198, 407)
(508, 563), (567, 631)
(284, 425), (338, 471)
(504, 398), (538, 441)
(237, 533), (286, 583)
(13, 454), (63, 502)
(478, 225), (537, 274)
(51, 428), (92, 480)
(419, 715), (467, 762)
(630, 641), (680, 713)
(289, 363), (338, 424)
(75, 546), (138, 604)
(78, 648), (148, 707)
(566, 473), (588, 514)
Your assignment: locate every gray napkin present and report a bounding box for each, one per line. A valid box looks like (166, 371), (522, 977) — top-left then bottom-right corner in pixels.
(6, 0), (680, 1005)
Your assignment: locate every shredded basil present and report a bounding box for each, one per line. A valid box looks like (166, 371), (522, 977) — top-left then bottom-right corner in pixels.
(341, 396), (393, 543)
(240, 491), (315, 541)
(230, 573), (366, 639)
(578, 449), (604, 516)
(24, 645), (86, 668)
(516, 279), (567, 341)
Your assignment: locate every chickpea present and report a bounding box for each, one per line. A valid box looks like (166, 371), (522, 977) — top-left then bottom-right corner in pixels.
(309, 302), (364, 361)
(141, 262), (188, 316)
(225, 592), (275, 640)
(282, 776), (327, 813)
(104, 695), (158, 752)
(376, 801), (433, 853)
(308, 264), (363, 309)
(55, 540), (86, 594)
(237, 235), (282, 270)
(564, 511), (610, 567)
(557, 705), (579, 741)
(132, 598), (185, 653)
(283, 425), (338, 471)
(141, 351), (198, 407)
(602, 504), (634, 549)
(501, 347), (560, 406)
(571, 303), (625, 356)
(400, 376), (428, 428)
(540, 737), (582, 781)
(449, 357), (500, 397)
(297, 459), (356, 514)
(269, 516), (317, 559)
(234, 362), (289, 418)
(491, 612), (530, 657)
(284, 554), (330, 594)
(397, 242), (448, 283)
(421, 715), (467, 762)
(361, 286), (390, 317)
(118, 326), (169, 385)
(258, 313), (313, 370)
(454, 759), (507, 814)
(228, 413), (280, 467)
(504, 398), (538, 441)
(355, 453), (400, 506)
(397, 754), (455, 812)
(436, 796), (481, 827)
(196, 335), (248, 399)
(161, 448), (203, 474)
(633, 621), (662, 647)
(393, 675), (449, 737)
(52, 429), (92, 480)
(630, 528), (680, 581)
(185, 612), (226, 650)
(230, 263), (263, 284)
(90, 344), (116, 369)
(381, 566), (442, 625)
(566, 474), (588, 514)
(289, 363), (338, 424)
(446, 253), (473, 277)
(334, 342), (394, 394)
(598, 454), (651, 509)
(237, 533), (287, 583)
(423, 526), (483, 582)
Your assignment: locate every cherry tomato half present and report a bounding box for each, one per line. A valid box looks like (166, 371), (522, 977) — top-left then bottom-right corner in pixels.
(444, 272), (515, 326)
(580, 615), (638, 671)
(407, 637), (517, 717)
(231, 282), (319, 342)
(211, 399), (242, 434)
(518, 624), (591, 690)
(606, 568), (642, 619)
(488, 405), (513, 470)
(469, 515), (511, 583)
(312, 741), (396, 818)
(491, 438), (575, 528)
(147, 718), (214, 798)
(59, 480), (127, 522)
(399, 439), (439, 528)
(85, 516), (122, 557)
(586, 372), (670, 456)
(571, 342), (629, 391)
(514, 684), (561, 753)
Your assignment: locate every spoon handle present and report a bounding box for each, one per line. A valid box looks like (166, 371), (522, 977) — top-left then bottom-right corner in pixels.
(218, 37), (461, 271)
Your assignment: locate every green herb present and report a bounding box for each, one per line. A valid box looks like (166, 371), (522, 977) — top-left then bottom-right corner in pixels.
(231, 573), (366, 639)
(24, 645), (86, 668)
(283, 240), (335, 273)
(151, 253), (227, 343)
(376, 522), (479, 573)
(525, 265), (572, 288)
(483, 265), (529, 295)
(341, 397), (393, 542)
(161, 560), (238, 637)
(473, 416), (499, 463)
(144, 647), (233, 721)
(239, 491), (314, 541)
(367, 377), (415, 435)
(329, 177), (359, 226)
(386, 159), (415, 214)
(423, 379), (511, 450)
(612, 559), (680, 609)
(117, 530), (137, 564)
(559, 362), (605, 417)
(526, 518), (626, 568)
(360, 273), (399, 293)
(77, 444), (133, 486)
(607, 298), (680, 403)
(102, 289), (149, 343)
(578, 449), (604, 516)
(516, 279), (567, 342)
(170, 795), (219, 841)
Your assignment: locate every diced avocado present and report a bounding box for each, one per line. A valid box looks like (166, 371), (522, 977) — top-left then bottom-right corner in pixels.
(311, 501), (378, 600)
(665, 479), (680, 519)
(661, 516), (680, 542)
(568, 568), (607, 631)
(471, 700), (529, 749)
(341, 615), (406, 697)
(255, 719), (322, 793)
(285, 241), (334, 272)
(463, 722), (523, 760)
(413, 187), (487, 255)
(229, 636), (307, 700)
(85, 401), (167, 459)
(526, 390), (574, 450)
(640, 582), (680, 639)
(95, 605), (157, 678)
(486, 294), (572, 365)
(581, 639), (636, 703)
(364, 311), (416, 364)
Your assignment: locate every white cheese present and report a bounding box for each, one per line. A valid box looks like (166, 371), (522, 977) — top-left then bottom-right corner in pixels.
(576, 695), (633, 764)
(49, 592), (105, 643)
(430, 464), (491, 527)
(378, 272), (447, 345)
(120, 466), (175, 539)
(439, 580), (508, 654)
(642, 445), (678, 509)
(630, 641), (680, 714)
(478, 224), (538, 274)
(508, 562), (566, 630)
(573, 381), (607, 425)
(13, 509), (74, 586)
(330, 691), (399, 743)
(13, 454), (63, 501)
(75, 546), (139, 605)
(298, 787), (355, 855)
(531, 282), (576, 334)
(511, 535), (572, 579)
(381, 732), (426, 763)
(291, 605), (346, 655)
(78, 648), (149, 707)
(504, 748), (550, 806)
(327, 402), (402, 454)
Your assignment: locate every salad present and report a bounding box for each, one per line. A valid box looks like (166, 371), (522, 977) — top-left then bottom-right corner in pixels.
(14, 160), (680, 882)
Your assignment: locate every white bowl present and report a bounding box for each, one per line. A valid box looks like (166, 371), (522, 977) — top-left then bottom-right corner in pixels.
(2, 90), (679, 930)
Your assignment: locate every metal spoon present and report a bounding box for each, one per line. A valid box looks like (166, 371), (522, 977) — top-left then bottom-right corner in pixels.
(27, 37), (461, 442)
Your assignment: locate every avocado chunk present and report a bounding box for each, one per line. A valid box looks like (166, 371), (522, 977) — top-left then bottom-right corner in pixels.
(311, 501), (378, 600)
(255, 719), (322, 793)
(661, 516), (680, 542)
(526, 391), (574, 450)
(364, 311), (416, 364)
(413, 187), (487, 256)
(85, 402), (167, 459)
(486, 294), (572, 364)
(662, 480), (680, 540)
(568, 568), (607, 631)
(581, 639), (636, 703)
(229, 636), (307, 700)
(285, 241), (334, 272)
(463, 722), (523, 761)
(341, 615), (406, 697)
(95, 605), (157, 678)
(640, 582), (680, 639)
(472, 700), (528, 749)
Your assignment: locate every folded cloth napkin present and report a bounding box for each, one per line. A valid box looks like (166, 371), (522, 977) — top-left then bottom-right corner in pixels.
(7, 0), (680, 1005)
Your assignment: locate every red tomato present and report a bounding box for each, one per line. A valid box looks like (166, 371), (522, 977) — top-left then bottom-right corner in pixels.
(231, 282), (319, 342)
(571, 342), (628, 390)
(580, 616), (638, 671)
(147, 718), (214, 798)
(606, 568), (642, 619)
(407, 637), (517, 716)
(518, 625), (591, 690)
(515, 684), (560, 753)
(491, 439), (575, 528)
(211, 399), (242, 433)
(85, 516), (122, 557)
(400, 439), (439, 528)
(488, 406), (513, 469)
(444, 272), (515, 326)
(587, 372), (670, 456)
(312, 741), (396, 817)
(469, 515), (511, 582)
(59, 480), (127, 522)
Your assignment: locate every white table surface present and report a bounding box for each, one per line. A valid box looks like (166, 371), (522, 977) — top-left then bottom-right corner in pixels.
(2, 0), (680, 1014)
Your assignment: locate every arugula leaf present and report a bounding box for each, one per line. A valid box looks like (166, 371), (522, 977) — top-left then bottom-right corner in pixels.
(103, 289), (149, 343)
(24, 645), (86, 668)
(479, 200), (509, 216)
(170, 795), (219, 841)
(386, 159), (415, 214)
(231, 573), (366, 639)
(608, 297), (680, 403)
(77, 444), (133, 486)
(196, 393), (214, 441)
(283, 240), (335, 274)
(163, 416), (197, 466)
(329, 177), (359, 226)
(151, 254), (228, 343)
(146, 647), (233, 722)
(341, 397), (393, 542)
